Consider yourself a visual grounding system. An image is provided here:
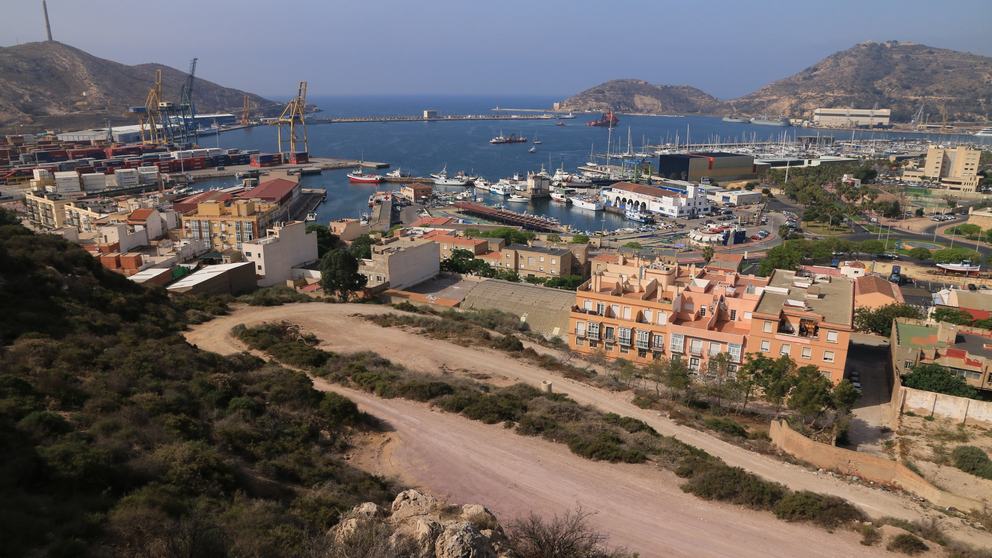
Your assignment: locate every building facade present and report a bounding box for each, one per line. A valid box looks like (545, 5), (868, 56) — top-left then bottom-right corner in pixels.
(812, 108), (891, 127)
(180, 199), (278, 252)
(242, 221), (319, 287)
(924, 146), (980, 181)
(359, 237), (440, 291)
(657, 153), (757, 183)
(603, 182), (711, 218)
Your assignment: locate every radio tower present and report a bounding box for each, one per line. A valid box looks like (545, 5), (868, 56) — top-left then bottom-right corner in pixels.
(42, 0), (53, 41)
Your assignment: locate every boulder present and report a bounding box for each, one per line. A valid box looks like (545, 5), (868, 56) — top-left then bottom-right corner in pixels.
(392, 489), (442, 523)
(434, 522), (497, 558)
(355, 502), (384, 518)
(460, 504), (498, 530)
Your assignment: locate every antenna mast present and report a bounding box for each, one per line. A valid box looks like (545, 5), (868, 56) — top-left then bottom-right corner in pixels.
(42, 0), (53, 41)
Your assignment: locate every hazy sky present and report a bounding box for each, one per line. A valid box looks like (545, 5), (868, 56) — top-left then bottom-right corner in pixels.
(2, 0), (990, 100)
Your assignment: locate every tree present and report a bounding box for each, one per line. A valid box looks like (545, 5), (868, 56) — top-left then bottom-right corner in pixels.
(643, 359), (666, 396)
(858, 239), (886, 255)
(478, 226), (536, 246)
(318, 249), (368, 300)
(306, 224), (339, 258)
(663, 357), (693, 402)
(622, 242), (643, 249)
(762, 188), (772, 196)
(734, 353), (766, 413)
(544, 275), (585, 290)
(569, 234), (590, 244)
(907, 247), (931, 262)
(761, 355), (797, 418)
(778, 224), (791, 239)
(0, 207), (21, 226)
(442, 248), (492, 276)
(931, 248), (980, 264)
(853, 303), (924, 336)
(463, 228), (480, 239)
(701, 246), (715, 263)
(931, 307), (974, 326)
(902, 363), (978, 398)
(493, 269), (520, 282)
(546, 233), (562, 243)
(701, 353), (733, 410)
(947, 199), (957, 210)
(915, 208), (925, 218)
(831, 380), (861, 413)
(787, 365), (835, 424)
(350, 235), (377, 260)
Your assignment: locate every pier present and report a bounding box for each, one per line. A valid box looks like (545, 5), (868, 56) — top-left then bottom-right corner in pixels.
(310, 114), (571, 124)
(450, 202), (562, 233)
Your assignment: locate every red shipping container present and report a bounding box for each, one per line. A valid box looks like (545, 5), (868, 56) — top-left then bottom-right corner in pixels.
(75, 166), (95, 175)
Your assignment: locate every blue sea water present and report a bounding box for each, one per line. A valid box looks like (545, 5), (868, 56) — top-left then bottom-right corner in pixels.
(190, 95), (986, 232)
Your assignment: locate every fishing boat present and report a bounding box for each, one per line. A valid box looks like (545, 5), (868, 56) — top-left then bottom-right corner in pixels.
(624, 209), (653, 223)
(348, 169), (383, 183)
(490, 131), (528, 144)
(750, 115), (791, 127)
(506, 194), (528, 203)
(556, 121), (566, 126)
(722, 114), (750, 124)
(305, 211), (318, 222)
(936, 260), (981, 273)
(551, 189), (570, 203)
(587, 112), (619, 127)
(432, 165), (470, 186)
(571, 196), (604, 211)
(474, 177), (491, 189)
(489, 180), (515, 196)
(386, 168), (411, 178)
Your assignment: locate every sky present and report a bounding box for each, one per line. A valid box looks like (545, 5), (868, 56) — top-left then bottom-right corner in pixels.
(1, 0), (990, 101)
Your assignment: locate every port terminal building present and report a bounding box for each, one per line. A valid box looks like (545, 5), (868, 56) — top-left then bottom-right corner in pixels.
(656, 152), (758, 184)
(813, 108), (891, 128)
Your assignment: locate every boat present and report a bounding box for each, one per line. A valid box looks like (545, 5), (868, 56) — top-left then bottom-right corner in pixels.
(305, 211), (317, 222)
(624, 209), (653, 223)
(348, 169), (383, 183)
(975, 128), (992, 137)
(506, 194), (528, 203)
(552, 167), (593, 186)
(489, 180), (515, 196)
(587, 112), (619, 127)
(490, 131), (528, 144)
(750, 115), (791, 127)
(556, 122), (566, 126)
(386, 168), (411, 178)
(571, 196), (604, 211)
(722, 115), (750, 124)
(432, 165), (470, 186)
(936, 260), (981, 273)
(359, 213), (370, 226)
(474, 177), (491, 189)
(533, 134), (541, 145)
(551, 189), (570, 203)
(529, 146), (537, 153)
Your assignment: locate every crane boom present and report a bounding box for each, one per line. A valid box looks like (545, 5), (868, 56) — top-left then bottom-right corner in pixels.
(271, 81), (309, 154)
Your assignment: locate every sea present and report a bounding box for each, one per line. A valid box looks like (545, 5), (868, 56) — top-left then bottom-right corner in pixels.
(188, 94), (990, 233)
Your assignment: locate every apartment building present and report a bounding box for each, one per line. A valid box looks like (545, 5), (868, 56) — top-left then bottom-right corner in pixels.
(180, 199), (278, 252)
(358, 236), (440, 291)
(748, 270), (855, 383)
(500, 244), (573, 279)
(891, 318), (992, 394)
(923, 146), (981, 192)
(24, 191), (71, 229)
(241, 221), (319, 287)
(568, 259), (854, 382)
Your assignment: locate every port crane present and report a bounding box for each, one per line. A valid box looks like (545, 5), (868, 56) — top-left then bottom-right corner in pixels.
(161, 58), (199, 147)
(239, 93), (253, 125)
(271, 81), (308, 154)
(939, 103), (949, 135)
(126, 69), (165, 144)
(910, 103), (926, 131)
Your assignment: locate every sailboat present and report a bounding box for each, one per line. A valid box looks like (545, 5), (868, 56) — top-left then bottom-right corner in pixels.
(529, 145), (537, 153)
(533, 133), (541, 145)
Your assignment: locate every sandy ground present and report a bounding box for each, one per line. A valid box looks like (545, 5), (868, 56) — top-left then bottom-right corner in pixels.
(184, 303), (992, 555)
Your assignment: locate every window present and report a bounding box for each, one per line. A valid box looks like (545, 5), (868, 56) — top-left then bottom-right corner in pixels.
(652, 333), (664, 350)
(257, 265), (262, 270)
(708, 342), (721, 357)
(689, 357), (700, 371)
(618, 327), (632, 346)
(539, 256), (545, 262)
(245, 251), (252, 257)
(728, 364), (738, 378)
(763, 321), (773, 333)
(605, 343), (614, 352)
(528, 257), (536, 265)
(587, 322), (600, 340)
(689, 339), (703, 355)
(619, 346), (630, 355)
(610, 304), (620, 318)
(596, 302), (606, 315)
(638, 349), (648, 358)
(643, 309), (653, 323)
(728, 343), (742, 363)
(826, 331), (838, 344)
(539, 267), (544, 272)
(605, 326), (616, 342)
(636, 330), (650, 349)
(583, 300), (592, 311)
(730, 309), (737, 321)
(780, 344), (791, 356)
(670, 333), (684, 353)
(823, 351), (835, 363)
(575, 338), (585, 346)
(744, 312), (752, 320)
(623, 306), (631, 320)
(551, 259), (556, 264)
(442, 245), (448, 250)
(760, 340), (770, 352)
(589, 340), (598, 349)
(700, 306), (707, 317)
(575, 322), (586, 337)
(802, 346), (812, 359)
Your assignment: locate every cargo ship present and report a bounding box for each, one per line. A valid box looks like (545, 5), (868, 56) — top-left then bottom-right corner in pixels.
(750, 115), (791, 127)
(490, 131), (528, 144)
(587, 112), (619, 127)
(722, 115), (750, 123)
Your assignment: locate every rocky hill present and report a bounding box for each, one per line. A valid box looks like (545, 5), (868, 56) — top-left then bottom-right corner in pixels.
(0, 41), (282, 131)
(556, 79), (730, 115)
(558, 42), (992, 122)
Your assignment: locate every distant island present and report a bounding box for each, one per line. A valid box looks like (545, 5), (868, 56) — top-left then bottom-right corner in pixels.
(556, 41), (992, 123)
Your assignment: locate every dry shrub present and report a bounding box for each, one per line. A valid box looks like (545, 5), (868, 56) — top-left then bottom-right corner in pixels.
(887, 533), (929, 555)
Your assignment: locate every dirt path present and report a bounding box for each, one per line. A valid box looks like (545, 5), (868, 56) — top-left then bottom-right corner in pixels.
(185, 304), (991, 553)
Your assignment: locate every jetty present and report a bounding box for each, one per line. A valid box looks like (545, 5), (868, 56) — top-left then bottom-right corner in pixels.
(450, 202), (562, 233)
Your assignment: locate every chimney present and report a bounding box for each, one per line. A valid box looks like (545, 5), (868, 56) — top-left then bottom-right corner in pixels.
(43, 0), (53, 41)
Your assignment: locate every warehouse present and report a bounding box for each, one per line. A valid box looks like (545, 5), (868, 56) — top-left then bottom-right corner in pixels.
(813, 108), (891, 128)
(656, 152), (757, 183)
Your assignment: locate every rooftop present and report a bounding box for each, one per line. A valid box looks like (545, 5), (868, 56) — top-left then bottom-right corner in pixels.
(507, 244), (569, 256)
(167, 262), (253, 290)
(236, 178), (298, 204)
(609, 182), (680, 197)
(856, 275), (897, 298)
(754, 269), (854, 327)
(896, 321), (947, 349)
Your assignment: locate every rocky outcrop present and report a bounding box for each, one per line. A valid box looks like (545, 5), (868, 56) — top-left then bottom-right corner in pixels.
(329, 489), (518, 558)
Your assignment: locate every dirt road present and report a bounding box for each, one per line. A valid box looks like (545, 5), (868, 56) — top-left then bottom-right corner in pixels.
(184, 304), (988, 554)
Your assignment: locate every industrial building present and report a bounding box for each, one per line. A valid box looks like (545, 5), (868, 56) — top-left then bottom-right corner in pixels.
(813, 108), (891, 128)
(656, 152), (757, 183)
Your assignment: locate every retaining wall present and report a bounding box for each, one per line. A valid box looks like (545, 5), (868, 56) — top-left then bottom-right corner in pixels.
(895, 387), (992, 426)
(769, 420), (982, 512)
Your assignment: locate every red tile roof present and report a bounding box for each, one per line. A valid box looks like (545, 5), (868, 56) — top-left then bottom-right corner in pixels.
(173, 191), (232, 213)
(127, 208), (154, 222)
(856, 275), (895, 298)
(236, 178), (298, 205)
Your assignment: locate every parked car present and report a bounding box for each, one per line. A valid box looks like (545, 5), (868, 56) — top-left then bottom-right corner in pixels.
(968, 283), (977, 291)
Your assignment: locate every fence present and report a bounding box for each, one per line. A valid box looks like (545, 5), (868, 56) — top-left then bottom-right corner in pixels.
(769, 420), (982, 512)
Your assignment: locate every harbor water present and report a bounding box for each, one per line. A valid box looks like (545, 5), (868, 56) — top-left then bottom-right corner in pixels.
(187, 94), (989, 233)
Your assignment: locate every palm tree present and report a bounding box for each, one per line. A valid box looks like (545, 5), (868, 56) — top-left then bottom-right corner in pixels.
(701, 245), (715, 263)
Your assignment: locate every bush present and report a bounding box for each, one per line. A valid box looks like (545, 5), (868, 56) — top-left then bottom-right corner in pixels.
(887, 533), (929, 555)
(679, 462), (785, 511)
(496, 334), (524, 352)
(860, 524), (881, 546)
(460, 394), (526, 424)
(397, 381), (455, 402)
(772, 491), (865, 528)
(603, 413), (659, 437)
(703, 417), (748, 438)
(951, 446), (992, 480)
(567, 433), (646, 464)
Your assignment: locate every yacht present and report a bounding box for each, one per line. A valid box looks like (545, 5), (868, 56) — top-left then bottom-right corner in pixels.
(624, 209), (653, 223)
(976, 128), (992, 137)
(550, 189), (571, 203)
(305, 211), (318, 222)
(506, 194), (528, 203)
(571, 196), (604, 211)
(432, 165), (470, 186)
(489, 180), (515, 196)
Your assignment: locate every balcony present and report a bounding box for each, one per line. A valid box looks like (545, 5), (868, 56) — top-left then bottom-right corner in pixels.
(571, 306), (601, 317)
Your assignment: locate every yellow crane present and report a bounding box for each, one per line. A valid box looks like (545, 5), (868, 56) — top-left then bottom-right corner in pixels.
(239, 93), (252, 125)
(271, 81), (308, 154)
(939, 103), (949, 135)
(126, 69), (165, 144)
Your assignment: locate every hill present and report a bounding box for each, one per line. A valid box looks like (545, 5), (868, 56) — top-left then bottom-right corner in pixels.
(556, 79), (730, 115)
(0, 41), (282, 131)
(558, 42), (992, 123)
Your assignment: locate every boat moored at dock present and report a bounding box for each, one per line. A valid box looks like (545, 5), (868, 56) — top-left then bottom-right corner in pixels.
(571, 196), (604, 211)
(348, 169), (383, 183)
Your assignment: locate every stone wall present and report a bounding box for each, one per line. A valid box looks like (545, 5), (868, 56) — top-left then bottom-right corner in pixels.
(769, 420), (982, 512)
(895, 387), (992, 427)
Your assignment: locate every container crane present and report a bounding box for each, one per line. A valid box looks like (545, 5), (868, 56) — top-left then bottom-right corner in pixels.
(939, 103), (949, 135)
(239, 93), (252, 125)
(161, 58), (199, 147)
(126, 69), (165, 144)
(271, 81), (308, 154)
(910, 103), (925, 131)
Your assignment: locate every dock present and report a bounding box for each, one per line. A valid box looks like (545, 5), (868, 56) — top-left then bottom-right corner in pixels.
(450, 202), (562, 232)
(311, 114), (571, 124)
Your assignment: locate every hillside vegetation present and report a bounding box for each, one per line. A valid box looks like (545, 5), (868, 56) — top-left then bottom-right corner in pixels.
(558, 41), (992, 122)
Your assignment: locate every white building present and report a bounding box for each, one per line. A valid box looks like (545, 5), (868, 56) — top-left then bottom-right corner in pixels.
(358, 236), (440, 291)
(603, 182), (711, 218)
(241, 221), (319, 287)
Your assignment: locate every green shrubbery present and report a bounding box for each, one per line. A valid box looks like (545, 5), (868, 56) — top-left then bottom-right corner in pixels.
(604, 413), (659, 436)
(951, 446), (992, 480)
(703, 417), (749, 438)
(677, 458), (786, 511)
(232, 322), (334, 368)
(887, 533), (929, 555)
(772, 491), (866, 528)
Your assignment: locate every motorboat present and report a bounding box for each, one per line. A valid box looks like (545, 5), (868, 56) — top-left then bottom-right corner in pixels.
(490, 131), (528, 144)
(625, 209), (653, 222)
(551, 189), (570, 203)
(348, 169), (382, 183)
(571, 196), (604, 211)
(506, 194), (528, 203)
(489, 180), (515, 196)
(529, 146), (537, 153)
(474, 177), (491, 189)
(432, 165), (470, 186)
(305, 211), (318, 222)
(936, 260), (981, 273)
(386, 168), (411, 178)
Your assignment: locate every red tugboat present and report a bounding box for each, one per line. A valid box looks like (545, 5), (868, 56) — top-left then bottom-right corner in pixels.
(586, 112), (619, 127)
